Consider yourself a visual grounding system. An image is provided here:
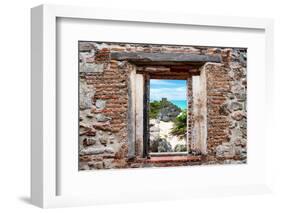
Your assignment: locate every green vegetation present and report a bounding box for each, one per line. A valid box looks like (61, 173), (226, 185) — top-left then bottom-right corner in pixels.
(149, 101), (161, 119)
(149, 98), (187, 140)
(170, 110), (187, 140)
(149, 98), (174, 119)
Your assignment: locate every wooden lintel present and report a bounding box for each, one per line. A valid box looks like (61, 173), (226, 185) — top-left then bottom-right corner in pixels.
(149, 75), (190, 80)
(111, 52), (221, 64)
(137, 71), (200, 78)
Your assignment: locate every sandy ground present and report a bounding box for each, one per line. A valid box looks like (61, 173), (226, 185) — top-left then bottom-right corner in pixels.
(151, 119), (187, 150)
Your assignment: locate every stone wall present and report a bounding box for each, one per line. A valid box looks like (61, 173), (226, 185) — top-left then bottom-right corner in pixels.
(79, 44), (133, 169)
(78, 41), (247, 170)
(204, 49), (247, 164)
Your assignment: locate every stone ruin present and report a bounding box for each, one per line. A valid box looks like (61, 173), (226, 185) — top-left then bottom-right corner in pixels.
(79, 42), (247, 170)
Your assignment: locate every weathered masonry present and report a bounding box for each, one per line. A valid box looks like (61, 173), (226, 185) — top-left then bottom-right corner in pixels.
(79, 42), (247, 170)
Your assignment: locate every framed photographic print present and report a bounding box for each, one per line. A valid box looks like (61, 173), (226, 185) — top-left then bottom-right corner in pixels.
(31, 4), (274, 208)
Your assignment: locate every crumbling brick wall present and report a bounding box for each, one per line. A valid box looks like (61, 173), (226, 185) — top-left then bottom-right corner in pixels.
(204, 49), (247, 164)
(79, 44), (133, 170)
(78, 42), (247, 170)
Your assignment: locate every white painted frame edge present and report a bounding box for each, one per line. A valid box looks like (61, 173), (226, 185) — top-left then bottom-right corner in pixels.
(31, 4), (274, 208)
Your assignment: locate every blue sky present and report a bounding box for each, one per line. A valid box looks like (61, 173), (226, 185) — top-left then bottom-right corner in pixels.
(150, 79), (187, 101)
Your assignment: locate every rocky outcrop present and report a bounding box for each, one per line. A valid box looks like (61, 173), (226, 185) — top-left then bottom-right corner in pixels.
(149, 119), (173, 152)
(152, 98), (182, 122)
(150, 137), (173, 153)
(174, 144), (187, 152)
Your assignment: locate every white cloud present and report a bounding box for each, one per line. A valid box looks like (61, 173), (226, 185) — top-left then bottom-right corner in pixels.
(150, 79), (177, 87)
(150, 86), (186, 101)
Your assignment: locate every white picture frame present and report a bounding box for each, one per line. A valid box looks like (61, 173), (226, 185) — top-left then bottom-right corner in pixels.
(31, 4), (274, 208)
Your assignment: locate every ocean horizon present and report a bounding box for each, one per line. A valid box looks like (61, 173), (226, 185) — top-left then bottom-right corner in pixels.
(150, 99), (187, 109)
(171, 100), (187, 109)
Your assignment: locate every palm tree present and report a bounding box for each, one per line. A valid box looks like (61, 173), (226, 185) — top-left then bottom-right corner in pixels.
(170, 110), (187, 140)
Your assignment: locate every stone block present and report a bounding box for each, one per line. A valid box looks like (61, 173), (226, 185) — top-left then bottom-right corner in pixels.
(231, 128), (243, 138)
(216, 143), (235, 158)
(99, 135), (108, 145)
(231, 111), (245, 121)
(79, 164), (90, 170)
(79, 42), (95, 52)
(238, 118), (247, 129)
(96, 114), (111, 122)
(95, 99), (106, 109)
(229, 102), (243, 111)
(80, 63), (104, 73)
(234, 138), (247, 147)
(80, 147), (105, 155)
(105, 147), (115, 154)
(82, 137), (97, 146)
(235, 93), (246, 102)
(88, 161), (103, 169)
(80, 80), (95, 110)
(103, 159), (114, 169)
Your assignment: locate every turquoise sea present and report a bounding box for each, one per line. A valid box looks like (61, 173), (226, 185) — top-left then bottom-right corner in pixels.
(171, 100), (187, 110)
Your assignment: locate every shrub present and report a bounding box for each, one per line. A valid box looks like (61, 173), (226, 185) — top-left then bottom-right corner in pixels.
(170, 110), (187, 140)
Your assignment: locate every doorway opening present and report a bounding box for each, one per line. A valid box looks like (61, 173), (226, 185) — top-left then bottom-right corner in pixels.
(149, 79), (188, 156)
